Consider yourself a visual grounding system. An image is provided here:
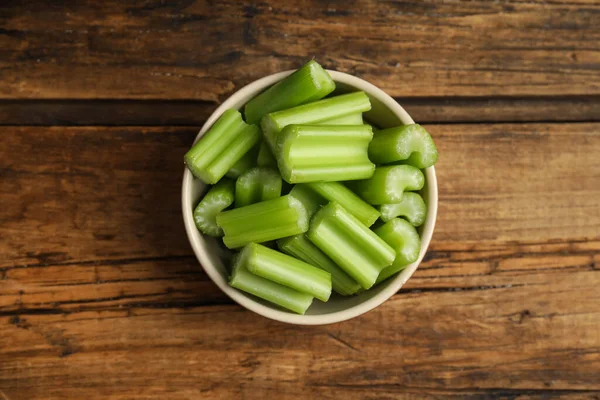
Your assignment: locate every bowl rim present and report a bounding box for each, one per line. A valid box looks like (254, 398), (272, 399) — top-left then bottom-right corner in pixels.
(181, 69), (438, 325)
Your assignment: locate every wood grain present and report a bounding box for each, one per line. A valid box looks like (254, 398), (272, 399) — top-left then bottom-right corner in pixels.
(0, 0), (598, 101)
(1, 255), (599, 399)
(2, 124), (598, 269)
(0, 96), (598, 126)
(1, 123), (599, 398)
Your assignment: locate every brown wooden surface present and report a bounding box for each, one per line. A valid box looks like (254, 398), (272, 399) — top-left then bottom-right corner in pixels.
(1, 1), (600, 399)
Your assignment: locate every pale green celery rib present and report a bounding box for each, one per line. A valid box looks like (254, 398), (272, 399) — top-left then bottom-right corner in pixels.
(244, 60), (335, 125)
(350, 165), (425, 205)
(288, 184), (325, 219)
(277, 235), (361, 296)
(216, 194), (308, 249)
(275, 124), (375, 183)
(192, 179), (235, 237)
(369, 124), (438, 168)
(318, 113), (363, 125)
(379, 192), (427, 226)
(184, 109), (261, 184)
(306, 181), (380, 227)
(244, 243), (332, 302)
(307, 202), (396, 289)
(235, 167), (282, 207)
(226, 143), (258, 178)
(229, 250), (313, 314)
(261, 91), (371, 149)
(256, 141), (277, 167)
(374, 218), (421, 283)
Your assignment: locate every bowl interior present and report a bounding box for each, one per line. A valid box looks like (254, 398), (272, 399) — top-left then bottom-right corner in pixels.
(182, 70), (437, 324)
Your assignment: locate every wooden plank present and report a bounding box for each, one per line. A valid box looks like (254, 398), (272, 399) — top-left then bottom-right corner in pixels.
(0, 96), (598, 126)
(1, 258), (599, 398)
(0, 0), (598, 100)
(2, 124), (599, 269)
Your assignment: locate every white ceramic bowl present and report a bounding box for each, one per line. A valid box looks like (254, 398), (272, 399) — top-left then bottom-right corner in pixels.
(182, 70), (438, 325)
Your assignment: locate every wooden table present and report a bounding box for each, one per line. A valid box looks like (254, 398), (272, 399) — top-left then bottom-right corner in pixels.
(1, 1), (599, 399)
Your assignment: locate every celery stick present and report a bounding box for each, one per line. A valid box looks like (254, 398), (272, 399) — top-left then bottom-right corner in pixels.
(192, 179), (235, 237)
(261, 91), (371, 149)
(235, 167), (282, 207)
(379, 192), (427, 226)
(278, 235), (361, 296)
(351, 165), (424, 205)
(226, 144), (258, 178)
(374, 218), (421, 283)
(229, 250), (313, 314)
(244, 60), (335, 124)
(369, 124), (438, 168)
(275, 124), (375, 183)
(256, 141), (277, 167)
(184, 109), (261, 184)
(318, 113), (363, 125)
(216, 194), (309, 249)
(306, 181), (380, 227)
(244, 243), (332, 302)
(288, 184), (325, 219)
(307, 202), (396, 289)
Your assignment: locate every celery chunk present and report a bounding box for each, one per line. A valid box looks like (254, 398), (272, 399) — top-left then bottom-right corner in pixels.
(184, 109), (261, 184)
(275, 124), (375, 183)
(307, 202), (395, 289)
(351, 165), (424, 205)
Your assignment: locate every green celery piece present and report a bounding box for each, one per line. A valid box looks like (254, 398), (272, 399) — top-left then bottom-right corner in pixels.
(192, 179), (235, 237)
(235, 167), (282, 208)
(318, 113), (363, 125)
(351, 165), (424, 205)
(374, 218), (421, 283)
(225, 143), (258, 178)
(261, 91), (371, 150)
(277, 235), (361, 296)
(288, 184), (325, 219)
(256, 141), (277, 167)
(369, 124), (438, 168)
(184, 109), (261, 184)
(216, 194), (309, 249)
(229, 250), (313, 314)
(306, 181), (380, 227)
(244, 243), (332, 302)
(307, 202), (396, 289)
(244, 60), (335, 124)
(275, 124), (375, 183)
(379, 192), (427, 226)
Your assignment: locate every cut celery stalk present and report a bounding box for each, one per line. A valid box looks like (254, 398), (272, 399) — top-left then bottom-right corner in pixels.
(379, 192), (427, 226)
(374, 218), (421, 283)
(244, 60), (335, 124)
(192, 179), (235, 237)
(318, 113), (363, 125)
(278, 235), (361, 296)
(288, 184), (325, 219)
(235, 167), (282, 208)
(256, 141), (277, 167)
(216, 194), (309, 249)
(244, 243), (332, 302)
(306, 181), (380, 227)
(184, 109), (261, 184)
(229, 250), (313, 314)
(226, 144), (258, 178)
(261, 91), (371, 149)
(307, 202), (396, 289)
(275, 124), (375, 183)
(351, 165), (425, 205)
(369, 124), (438, 168)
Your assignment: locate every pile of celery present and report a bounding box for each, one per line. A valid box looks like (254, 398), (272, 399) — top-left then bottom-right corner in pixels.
(184, 60), (438, 314)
